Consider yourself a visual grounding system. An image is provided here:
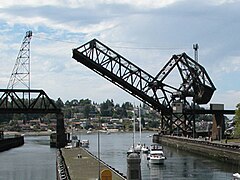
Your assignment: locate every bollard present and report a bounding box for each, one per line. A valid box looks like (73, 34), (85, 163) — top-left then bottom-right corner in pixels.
(127, 152), (141, 180)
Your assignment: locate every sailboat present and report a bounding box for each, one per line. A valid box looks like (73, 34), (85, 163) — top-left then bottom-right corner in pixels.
(127, 105), (149, 155)
(137, 105), (149, 153)
(127, 107), (138, 155)
(134, 105), (143, 153)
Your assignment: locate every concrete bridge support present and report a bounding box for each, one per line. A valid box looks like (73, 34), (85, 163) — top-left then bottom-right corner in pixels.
(56, 113), (67, 148)
(212, 113), (224, 140)
(211, 104), (225, 141)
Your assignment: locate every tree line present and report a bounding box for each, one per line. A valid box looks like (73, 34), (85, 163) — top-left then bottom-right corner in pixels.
(0, 97), (239, 138)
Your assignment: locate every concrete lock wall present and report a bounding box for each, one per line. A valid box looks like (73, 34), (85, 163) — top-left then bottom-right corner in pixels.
(158, 135), (240, 166)
(0, 136), (24, 152)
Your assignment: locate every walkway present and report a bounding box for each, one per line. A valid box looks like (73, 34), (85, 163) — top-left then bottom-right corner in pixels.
(61, 147), (126, 180)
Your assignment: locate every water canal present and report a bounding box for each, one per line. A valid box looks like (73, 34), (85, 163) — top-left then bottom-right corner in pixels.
(0, 132), (238, 180)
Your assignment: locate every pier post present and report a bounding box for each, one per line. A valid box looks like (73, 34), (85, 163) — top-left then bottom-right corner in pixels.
(127, 153), (141, 180)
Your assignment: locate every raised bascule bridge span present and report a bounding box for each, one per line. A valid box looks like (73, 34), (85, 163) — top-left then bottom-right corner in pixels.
(72, 39), (235, 138)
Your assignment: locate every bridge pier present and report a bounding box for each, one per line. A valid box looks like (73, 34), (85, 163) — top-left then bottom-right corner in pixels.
(211, 104), (225, 141)
(212, 113), (224, 140)
(56, 113), (67, 148)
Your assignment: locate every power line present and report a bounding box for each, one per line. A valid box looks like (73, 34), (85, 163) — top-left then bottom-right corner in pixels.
(34, 34), (79, 45)
(111, 45), (189, 50)
(33, 34), (190, 51)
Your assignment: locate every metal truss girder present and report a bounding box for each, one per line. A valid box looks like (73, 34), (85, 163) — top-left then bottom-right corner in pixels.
(185, 109), (235, 115)
(72, 39), (232, 136)
(0, 89), (61, 114)
(72, 39), (169, 113)
(152, 53), (216, 105)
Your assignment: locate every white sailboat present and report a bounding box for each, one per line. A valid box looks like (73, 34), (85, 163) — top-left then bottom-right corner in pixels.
(127, 104), (149, 154)
(127, 107), (138, 155)
(138, 105), (149, 153)
(135, 105), (142, 153)
(141, 144), (149, 153)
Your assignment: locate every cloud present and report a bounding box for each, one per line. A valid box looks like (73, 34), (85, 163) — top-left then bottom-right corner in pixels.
(0, 0), (239, 109)
(211, 90), (240, 109)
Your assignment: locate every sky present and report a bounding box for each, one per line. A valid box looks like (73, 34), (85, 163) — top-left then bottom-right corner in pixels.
(0, 0), (239, 111)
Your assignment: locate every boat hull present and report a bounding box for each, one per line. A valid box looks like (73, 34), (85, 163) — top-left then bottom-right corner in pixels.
(149, 157), (165, 164)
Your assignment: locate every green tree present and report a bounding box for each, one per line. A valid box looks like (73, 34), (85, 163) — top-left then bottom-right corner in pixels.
(70, 99), (79, 106)
(234, 103), (240, 138)
(100, 99), (114, 116)
(56, 98), (64, 109)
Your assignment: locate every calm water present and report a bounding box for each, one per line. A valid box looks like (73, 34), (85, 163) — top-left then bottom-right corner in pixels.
(84, 132), (238, 180)
(0, 132), (238, 180)
(0, 136), (56, 180)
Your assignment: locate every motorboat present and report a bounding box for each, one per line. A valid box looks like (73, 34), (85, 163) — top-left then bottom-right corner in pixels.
(127, 146), (134, 155)
(233, 173), (240, 179)
(148, 144), (166, 164)
(87, 130), (92, 134)
(81, 139), (89, 148)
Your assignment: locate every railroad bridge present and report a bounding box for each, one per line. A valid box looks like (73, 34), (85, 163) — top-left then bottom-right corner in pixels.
(72, 39), (235, 139)
(0, 31), (67, 148)
(0, 89), (66, 148)
(1, 32), (235, 147)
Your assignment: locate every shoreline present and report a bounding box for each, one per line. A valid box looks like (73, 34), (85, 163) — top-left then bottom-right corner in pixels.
(3, 129), (158, 137)
(4, 131), (54, 136)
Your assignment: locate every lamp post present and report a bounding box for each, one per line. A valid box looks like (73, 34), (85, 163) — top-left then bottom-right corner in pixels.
(98, 116), (101, 180)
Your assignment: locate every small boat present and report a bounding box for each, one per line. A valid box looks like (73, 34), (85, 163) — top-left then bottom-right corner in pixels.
(127, 146), (134, 155)
(233, 173), (240, 179)
(81, 139), (89, 148)
(141, 144), (149, 153)
(148, 144), (166, 164)
(87, 130), (92, 134)
(134, 143), (142, 153)
(64, 143), (73, 149)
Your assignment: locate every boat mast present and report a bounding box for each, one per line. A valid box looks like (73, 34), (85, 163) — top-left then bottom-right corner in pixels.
(133, 107), (136, 150)
(139, 104), (141, 145)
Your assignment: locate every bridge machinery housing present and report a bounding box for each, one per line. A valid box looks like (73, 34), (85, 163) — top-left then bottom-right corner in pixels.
(72, 39), (233, 138)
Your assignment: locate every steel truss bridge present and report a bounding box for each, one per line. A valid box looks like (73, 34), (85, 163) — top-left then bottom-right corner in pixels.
(73, 39), (235, 137)
(0, 31), (67, 148)
(0, 89), (66, 148)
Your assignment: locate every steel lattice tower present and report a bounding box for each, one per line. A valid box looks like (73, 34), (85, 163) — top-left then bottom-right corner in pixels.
(7, 31), (32, 89)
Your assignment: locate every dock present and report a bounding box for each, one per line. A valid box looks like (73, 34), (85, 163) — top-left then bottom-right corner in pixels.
(57, 147), (127, 180)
